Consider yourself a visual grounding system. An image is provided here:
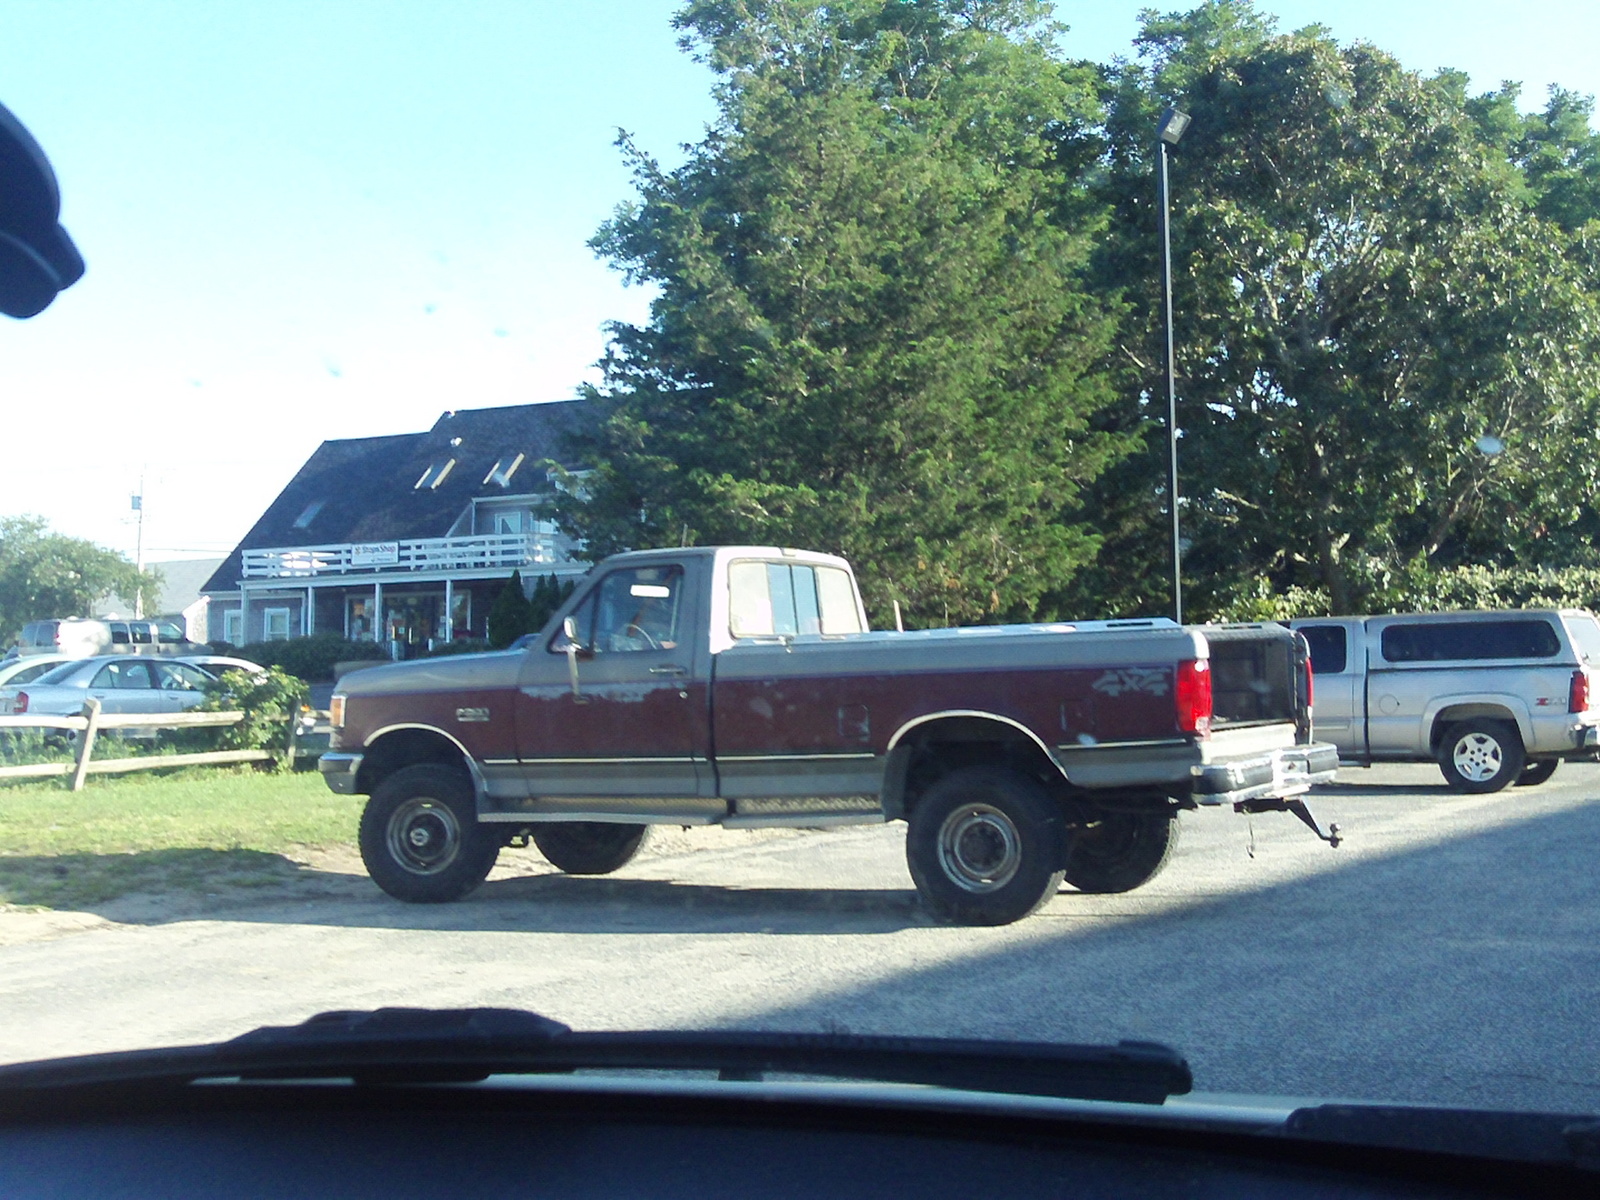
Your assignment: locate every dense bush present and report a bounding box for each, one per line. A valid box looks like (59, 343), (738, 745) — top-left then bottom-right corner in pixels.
(185, 666), (310, 760)
(1213, 562), (1600, 622)
(215, 634), (388, 682)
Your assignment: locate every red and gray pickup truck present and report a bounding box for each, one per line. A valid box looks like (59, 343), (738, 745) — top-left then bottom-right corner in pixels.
(321, 546), (1339, 924)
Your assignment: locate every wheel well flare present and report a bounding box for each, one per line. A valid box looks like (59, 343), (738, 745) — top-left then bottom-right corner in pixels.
(357, 727), (470, 793)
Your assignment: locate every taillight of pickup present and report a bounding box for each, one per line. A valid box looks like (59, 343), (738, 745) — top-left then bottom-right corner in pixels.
(321, 546), (1341, 925)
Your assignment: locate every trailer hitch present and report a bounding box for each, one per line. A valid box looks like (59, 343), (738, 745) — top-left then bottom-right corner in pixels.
(1233, 796), (1341, 848)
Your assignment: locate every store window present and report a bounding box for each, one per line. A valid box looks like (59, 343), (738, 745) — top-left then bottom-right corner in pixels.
(263, 607), (292, 641)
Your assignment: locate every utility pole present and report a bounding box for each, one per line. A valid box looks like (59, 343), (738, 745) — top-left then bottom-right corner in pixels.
(132, 470), (145, 619)
(1156, 107), (1191, 625)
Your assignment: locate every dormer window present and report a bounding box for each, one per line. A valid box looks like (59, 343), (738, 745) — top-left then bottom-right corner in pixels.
(414, 459), (456, 490)
(292, 499), (326, 529)
(483, 453), (525, 488)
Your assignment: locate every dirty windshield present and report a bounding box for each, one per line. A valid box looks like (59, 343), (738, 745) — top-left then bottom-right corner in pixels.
(3, 0), (1599, 1123)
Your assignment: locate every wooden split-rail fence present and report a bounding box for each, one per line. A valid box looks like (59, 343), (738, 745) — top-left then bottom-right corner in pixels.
(0, 701), (307, 791)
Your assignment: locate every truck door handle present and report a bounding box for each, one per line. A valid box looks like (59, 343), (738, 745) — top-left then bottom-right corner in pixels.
(649, 665), (687, 676)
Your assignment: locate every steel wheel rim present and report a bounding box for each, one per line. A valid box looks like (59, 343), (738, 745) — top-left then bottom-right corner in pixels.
(937, 803), (1022, 893)
(1451, 733), (1503, 783)
(387, 797), (462, 875)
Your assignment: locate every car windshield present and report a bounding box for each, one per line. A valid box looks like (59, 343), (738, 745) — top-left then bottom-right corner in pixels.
(4, 0), (1600, 1132)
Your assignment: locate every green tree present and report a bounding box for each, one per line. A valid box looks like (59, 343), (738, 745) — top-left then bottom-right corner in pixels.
(486, 570), (532, 649)
(1088, 2), (1600, 615)
(0, 515), (160, 641)
(526, 573), (576, 634)
(550, 0), (1131, 625)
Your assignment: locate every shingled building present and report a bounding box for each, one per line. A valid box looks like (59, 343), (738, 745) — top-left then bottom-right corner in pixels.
(201, 401), (592, 657)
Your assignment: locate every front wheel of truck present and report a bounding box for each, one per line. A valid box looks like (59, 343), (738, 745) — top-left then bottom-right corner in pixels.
(905, 767), (1066, 926)
(533, 823), (652, 874)
(359, 765), (500, 903)
(1062, 809), (1179, 894)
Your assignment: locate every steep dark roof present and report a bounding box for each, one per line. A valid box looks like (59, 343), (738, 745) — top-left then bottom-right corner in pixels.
(203, 400), (591, 593)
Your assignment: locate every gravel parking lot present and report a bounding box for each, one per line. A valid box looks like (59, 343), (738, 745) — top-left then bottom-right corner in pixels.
(2, 762), (1598, 1113)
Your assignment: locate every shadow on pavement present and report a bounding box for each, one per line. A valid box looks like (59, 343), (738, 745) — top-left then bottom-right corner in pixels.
(2, 851), (924, 936)
(731, 795), (1600, 1113)
(0, 848), (313, 911)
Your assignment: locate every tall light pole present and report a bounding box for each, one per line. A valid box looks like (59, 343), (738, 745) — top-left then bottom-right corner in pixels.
(1156, 106), (1190, 624)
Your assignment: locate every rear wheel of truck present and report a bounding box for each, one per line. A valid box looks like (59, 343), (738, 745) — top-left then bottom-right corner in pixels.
(359, 764), (500, 903)
(905, 767), (1066, 926)
(532, 823), (651, 875)
(1062, 808), (1179, 894)
(1516, 759), (1560, 787)
(1437, 719), (1524, 793)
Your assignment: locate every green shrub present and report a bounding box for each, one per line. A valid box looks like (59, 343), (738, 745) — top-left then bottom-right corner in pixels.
(0, 726), (71, 768)
(1212, 561), (1600, 622)
(231, 634), (388, 682)
(169, 667), (310, 763)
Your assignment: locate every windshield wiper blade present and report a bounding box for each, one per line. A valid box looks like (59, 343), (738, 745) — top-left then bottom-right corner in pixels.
(0, 1007), (1193, 1106)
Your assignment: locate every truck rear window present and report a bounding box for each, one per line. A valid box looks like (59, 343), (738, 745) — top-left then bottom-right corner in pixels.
(729, 562), (863, 637)
(1564, 614), (1600, 665)
(1381, 619), (1560, 663)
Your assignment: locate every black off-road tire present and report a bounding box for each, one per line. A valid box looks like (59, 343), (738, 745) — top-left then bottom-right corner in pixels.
(1436, 719), (1525, 794)
(1516, 759), (1560, 787)
(905, 766), (1066, 926)
(532, 823), (652, 875)
(358, 764), (500, 902)
(1063, 808), (1180, 894)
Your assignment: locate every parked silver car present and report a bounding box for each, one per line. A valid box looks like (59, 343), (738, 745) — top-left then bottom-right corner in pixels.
(0, 655), (220, 719)
(0, 654), (79, 689)
(1289, 609), (1600, 791)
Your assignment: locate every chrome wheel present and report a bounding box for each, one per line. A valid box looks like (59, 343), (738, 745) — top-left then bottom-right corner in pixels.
(385, 797), (462, 875)
(936, 803), (1022, 893)
(1451, 732), (1504, 783)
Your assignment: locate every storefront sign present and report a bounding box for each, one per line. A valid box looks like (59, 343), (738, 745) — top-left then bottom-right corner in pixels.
(352, 542), (400, 566)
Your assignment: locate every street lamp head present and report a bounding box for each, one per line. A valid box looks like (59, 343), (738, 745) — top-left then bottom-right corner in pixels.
(1157, 106), (1191, 146)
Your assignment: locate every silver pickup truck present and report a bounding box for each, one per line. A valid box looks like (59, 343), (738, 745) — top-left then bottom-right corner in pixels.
(1289, 610), (1600, 791)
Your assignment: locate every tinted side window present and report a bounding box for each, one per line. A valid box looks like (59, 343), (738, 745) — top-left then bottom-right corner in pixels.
(156, 662), (211, 690)
(1298, 625), (1348, 675)
(109, 622), (131, 645)
(1381, 619), (1561, 663)
(554, 565), (684, 654)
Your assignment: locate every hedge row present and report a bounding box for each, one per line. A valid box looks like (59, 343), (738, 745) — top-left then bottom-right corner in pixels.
(210, 634), (387, 683)
(1217, 563), (1600, 622)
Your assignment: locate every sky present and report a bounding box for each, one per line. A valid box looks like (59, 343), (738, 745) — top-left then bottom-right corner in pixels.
(2, 0), (1597, 566)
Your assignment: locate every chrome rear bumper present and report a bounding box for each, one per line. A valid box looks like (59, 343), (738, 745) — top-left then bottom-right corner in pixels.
(1192, 742), (1339, 806)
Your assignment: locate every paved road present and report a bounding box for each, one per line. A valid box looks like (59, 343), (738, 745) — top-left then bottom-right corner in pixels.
(2, 763), (1598, 1113)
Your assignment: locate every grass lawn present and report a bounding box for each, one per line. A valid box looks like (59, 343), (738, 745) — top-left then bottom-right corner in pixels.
(0, 768), (365, 909)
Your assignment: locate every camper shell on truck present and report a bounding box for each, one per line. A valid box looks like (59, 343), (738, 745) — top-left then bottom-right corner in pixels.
(323, 547), (1339, 924)
(1289, 609), (1600, 792)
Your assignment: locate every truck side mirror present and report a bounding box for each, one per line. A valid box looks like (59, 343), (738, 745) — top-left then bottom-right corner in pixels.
(563, 617), (587, 702)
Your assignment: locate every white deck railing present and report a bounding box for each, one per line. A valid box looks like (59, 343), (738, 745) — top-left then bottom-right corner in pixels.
(241, 533), (564, 579)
